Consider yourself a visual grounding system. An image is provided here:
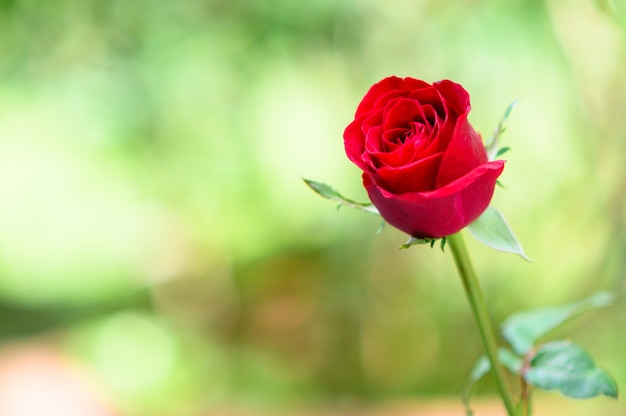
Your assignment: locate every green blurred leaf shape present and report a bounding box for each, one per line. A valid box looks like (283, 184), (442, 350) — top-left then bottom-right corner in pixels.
(501, 292), (614, 356)
(498, 348), (524, 374)
(467, 206), (529, 261)
(303, 179), (380, 215)
(462, 355), (490, 416)
(462, 349), (524, 415)
(524, 341), (618, 399)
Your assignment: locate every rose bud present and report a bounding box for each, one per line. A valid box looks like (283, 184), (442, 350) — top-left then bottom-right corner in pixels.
(344, 76), (505, 239)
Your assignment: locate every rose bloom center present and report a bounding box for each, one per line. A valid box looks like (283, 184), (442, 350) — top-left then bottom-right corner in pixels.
(397, 121), (428, 145)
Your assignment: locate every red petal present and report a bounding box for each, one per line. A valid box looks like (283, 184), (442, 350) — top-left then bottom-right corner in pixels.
(369, 152), (445, 193)
(433, 80), (471, 116)
(343, 115), (368, 170)
(365, 160), (505, 238)
(355, 77), (430, 116)
(435, 115), (488, 188)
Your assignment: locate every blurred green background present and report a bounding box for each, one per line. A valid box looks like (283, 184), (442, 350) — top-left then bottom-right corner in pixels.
(0, 0), (625, 415)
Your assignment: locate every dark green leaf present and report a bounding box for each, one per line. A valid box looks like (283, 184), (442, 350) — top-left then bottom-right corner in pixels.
(524, 341), (618, 399)
(467, 206), (529, 261)
(501, 292), (614, 355)
(303, 179), (379, 215)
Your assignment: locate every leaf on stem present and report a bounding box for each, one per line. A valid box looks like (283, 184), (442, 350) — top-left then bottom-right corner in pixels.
(498, 348), (524, 374)
(501, 292), (614, 356)
(303, 179), (380, 215)
(462, 356), (490, 416)
(467, 206), (530, 261)
(523, 341), (618, 399)
(462, 348), (524, 415)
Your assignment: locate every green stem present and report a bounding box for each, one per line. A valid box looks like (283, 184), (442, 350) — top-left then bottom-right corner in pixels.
(447, 232), (517, 416)
(520, 375), (532, 416)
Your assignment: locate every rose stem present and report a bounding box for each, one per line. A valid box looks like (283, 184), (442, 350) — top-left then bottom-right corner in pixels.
(520, 375), (532, 416)
(447, 232), (517, 416)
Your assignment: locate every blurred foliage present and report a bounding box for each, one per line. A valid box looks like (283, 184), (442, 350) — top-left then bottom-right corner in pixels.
(0, 0), (625, 414)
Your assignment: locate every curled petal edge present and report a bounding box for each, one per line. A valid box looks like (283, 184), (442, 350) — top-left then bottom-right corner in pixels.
(364, 160), (505, 238)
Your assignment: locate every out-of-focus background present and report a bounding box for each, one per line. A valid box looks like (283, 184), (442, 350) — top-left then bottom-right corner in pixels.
(0, 0), (624, 415)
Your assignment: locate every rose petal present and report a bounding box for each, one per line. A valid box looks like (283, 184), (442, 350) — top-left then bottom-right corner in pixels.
(355, 77), (430, 116)
(382, 98), (425, 132)
(370, 131), (431, 168)
(343, 115), (368, 170)
(365, 160), (505, 238)
(408, 87), (446, 118)
(433, 79), (470, 116)
(364, 126), (385, 160)
(362, 108), (384, 132)
(382, 127), (412, 149)
(435, 115), (487, 187)
(370, 152), (445, 193)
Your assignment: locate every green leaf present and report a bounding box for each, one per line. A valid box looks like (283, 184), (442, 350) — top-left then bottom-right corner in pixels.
(462, 348), (524, 415)
(501, 292), (614, 356)
(498, 348), (524, 374)
(462, 356), (490, 416)
(467, 206), (529, 261)
(496, 146), (511, 157)
(486, 99), (518, 161)
(303, 179), (380, 215)
(523, 341), (618, 399)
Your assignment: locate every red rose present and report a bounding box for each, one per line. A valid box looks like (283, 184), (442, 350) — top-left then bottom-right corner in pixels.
(344, 76), (505, 238)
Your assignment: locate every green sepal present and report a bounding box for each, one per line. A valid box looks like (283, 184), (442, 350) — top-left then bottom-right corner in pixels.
(467, 206), (530, 261)
(501, 292), (614, 356)
(401, 236), (431, 248)
(303, 179), (380, 215)
(523, 341), (618, 399)
(400, 236), (441, 249)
